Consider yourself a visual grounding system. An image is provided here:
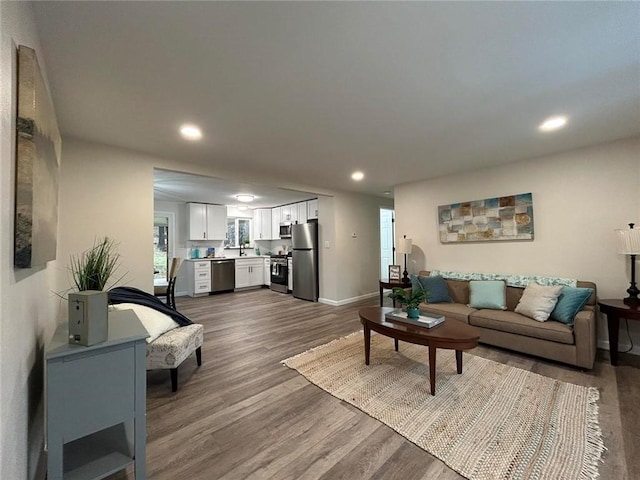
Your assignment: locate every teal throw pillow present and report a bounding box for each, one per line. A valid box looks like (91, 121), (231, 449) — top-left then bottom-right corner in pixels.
(550, 287), (593, 325)
(468, 280), (507, 310)
(419, 275), (452, 303)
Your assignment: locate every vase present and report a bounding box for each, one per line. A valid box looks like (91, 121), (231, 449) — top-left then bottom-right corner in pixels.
(406, 307), (420, 319)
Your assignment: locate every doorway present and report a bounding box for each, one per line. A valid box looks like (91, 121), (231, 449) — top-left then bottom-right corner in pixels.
(154, 211), (175, 283)
(379, 208), (395, 279)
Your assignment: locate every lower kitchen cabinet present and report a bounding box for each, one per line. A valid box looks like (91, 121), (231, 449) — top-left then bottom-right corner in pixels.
(264, 257), (270, 286)
(185, 260), (211, 297)
(288, 257), (293, 292)
(235, 258), (264, 289)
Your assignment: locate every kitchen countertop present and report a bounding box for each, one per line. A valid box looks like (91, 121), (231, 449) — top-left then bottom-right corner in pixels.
(185, 255), (272, 261)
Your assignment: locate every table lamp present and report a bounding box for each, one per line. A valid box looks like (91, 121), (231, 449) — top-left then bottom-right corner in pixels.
(397, 235), (412, 283)
(616, 223), (640, 305)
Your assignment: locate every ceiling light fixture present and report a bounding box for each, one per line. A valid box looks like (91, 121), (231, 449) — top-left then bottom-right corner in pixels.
(351, 171), (364, 181)
(179, 124), (202, 140)
(235, 194), (255, 203)
(538, 115), (568, 132)
(237, 205), (249, 211)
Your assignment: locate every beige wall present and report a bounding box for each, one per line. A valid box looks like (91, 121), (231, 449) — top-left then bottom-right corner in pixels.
(394, 137), (640, 350)
(57, 141), (155, 295)
(0, 2), (57, 479)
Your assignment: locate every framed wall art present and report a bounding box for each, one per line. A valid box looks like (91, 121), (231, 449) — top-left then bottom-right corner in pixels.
(14, 45), (61, 268)
(388, 265), (401, 282)
(438, 193), (534, 243)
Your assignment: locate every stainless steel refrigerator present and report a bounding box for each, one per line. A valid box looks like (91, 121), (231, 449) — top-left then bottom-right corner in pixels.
(292, 222), (318, 302)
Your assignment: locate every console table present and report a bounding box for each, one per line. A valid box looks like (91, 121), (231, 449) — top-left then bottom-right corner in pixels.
(45, 310), (148, 480)
(597, 299), (640, 366)
(379, 278), (412, 307)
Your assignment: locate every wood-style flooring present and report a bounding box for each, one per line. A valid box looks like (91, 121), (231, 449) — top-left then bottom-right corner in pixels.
(112, 288), (639, 479)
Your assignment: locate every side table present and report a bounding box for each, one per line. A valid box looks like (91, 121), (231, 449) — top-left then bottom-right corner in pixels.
(379, 278), (412, 307)
(597, 299), (640, 366)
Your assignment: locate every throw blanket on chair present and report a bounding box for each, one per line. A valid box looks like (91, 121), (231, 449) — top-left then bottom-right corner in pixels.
(108, 286), (193, 326)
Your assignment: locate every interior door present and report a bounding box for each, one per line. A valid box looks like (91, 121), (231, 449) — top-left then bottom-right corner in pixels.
(380, 208), (395, 279)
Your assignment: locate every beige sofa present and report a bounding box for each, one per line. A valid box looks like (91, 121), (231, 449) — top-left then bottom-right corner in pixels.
(417, 271), (597, 369)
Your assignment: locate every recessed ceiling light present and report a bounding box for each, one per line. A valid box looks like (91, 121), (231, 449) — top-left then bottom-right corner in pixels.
(351, 171), (364, 181)
(383, 190), (392, 195)
(180, 124), (202, 140)
(538, 115), (568, 132)
(235, 194), (255, 203)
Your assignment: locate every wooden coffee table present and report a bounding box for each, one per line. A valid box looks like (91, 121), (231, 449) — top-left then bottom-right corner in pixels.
(359, 306), (480, 395)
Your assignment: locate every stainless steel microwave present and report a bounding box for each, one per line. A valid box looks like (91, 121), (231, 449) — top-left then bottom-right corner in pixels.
(279, 222), (292, 239)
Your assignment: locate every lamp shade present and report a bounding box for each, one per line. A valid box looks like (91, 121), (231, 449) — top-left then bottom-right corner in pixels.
(398, 238), (413, 255)
(616, 228), (640, 255)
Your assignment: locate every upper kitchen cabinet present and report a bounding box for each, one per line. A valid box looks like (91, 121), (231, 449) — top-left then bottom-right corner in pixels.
(281, 204), (294, 223)
(188, 203), (227, 240)
(297, 202), (308, 224)
(271, 206), (281, 239)
(253, 208), (272, 241)
(307, 199), (318, 220)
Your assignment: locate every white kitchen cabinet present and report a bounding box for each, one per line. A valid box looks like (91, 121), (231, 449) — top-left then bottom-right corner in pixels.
(281, 204), (293, 223)
(234, 258), (264, 289)
(297, 202), (308, 224)
(307, 199), (318, 220)
(185, 260), (211, 297)
(271, 207), (281, 239)
(188, 203), (227, 240)
(288, 257), (293, 292)
(206, 204), (227, 240)
(264, 257), (270, 286)
(188, 203), (207, 240)
(253, 209), (272, 241)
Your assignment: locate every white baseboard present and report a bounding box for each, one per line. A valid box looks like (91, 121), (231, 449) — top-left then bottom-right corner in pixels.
(597, 339), (640, 356)
(319, 292), (378, 307)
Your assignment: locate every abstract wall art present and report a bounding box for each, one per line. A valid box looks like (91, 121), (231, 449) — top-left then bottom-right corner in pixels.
(438, 193), (534, 243)
(14, 45), (61, 268)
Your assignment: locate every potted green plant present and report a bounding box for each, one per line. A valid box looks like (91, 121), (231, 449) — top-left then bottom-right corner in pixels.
(388, 285), (426, 319)
(65, 237), (124, 346)
(69, 236), (122, 291)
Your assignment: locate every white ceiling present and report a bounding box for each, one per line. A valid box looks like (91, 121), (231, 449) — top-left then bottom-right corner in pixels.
(33, 2), (640, 198)
(153, 169), (318, 209)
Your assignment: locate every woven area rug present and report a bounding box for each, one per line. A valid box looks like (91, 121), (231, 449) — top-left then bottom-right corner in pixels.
(282, 331), (605, 480)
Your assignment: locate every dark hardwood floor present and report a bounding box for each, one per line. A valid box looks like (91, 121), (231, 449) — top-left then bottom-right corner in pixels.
(113, 288), (638, 479)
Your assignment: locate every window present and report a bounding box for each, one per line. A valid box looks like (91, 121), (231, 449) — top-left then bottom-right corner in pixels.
(153, 213), (174, 281)
(225, 218), (251, 247)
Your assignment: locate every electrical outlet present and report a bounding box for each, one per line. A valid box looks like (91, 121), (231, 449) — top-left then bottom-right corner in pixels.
(352, 232), (357, 238)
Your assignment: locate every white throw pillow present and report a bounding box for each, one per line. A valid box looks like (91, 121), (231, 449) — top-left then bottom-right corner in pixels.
(110, 303), (179, 343)
(515, 283), (563, 322)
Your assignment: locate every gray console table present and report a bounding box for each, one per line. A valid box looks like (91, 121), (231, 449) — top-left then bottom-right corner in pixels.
(46, 310), (149, 480)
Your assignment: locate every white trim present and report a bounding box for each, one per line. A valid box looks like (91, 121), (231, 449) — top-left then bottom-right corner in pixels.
(319, 291), (378, 307)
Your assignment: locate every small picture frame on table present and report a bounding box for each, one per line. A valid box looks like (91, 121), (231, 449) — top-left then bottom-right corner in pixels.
(388, 265), (401, 282)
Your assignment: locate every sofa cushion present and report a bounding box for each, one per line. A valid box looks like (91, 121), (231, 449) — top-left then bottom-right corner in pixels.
(420, 302), (476, 324)
(514, 283), (563, 322)
(550, 287), (594, 325)
(411, 274), (452, 303)
(469, 309), (574, 345)
(468, 280), (507, 310)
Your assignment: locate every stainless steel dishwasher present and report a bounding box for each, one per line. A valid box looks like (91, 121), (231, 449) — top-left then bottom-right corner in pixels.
(210, 259), (235, 293)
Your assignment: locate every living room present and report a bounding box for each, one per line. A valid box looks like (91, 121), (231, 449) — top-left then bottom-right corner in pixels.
(1, 2), (639, 480)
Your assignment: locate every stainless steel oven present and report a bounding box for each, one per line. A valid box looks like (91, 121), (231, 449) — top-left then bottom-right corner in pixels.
(270, 255), (288, 293)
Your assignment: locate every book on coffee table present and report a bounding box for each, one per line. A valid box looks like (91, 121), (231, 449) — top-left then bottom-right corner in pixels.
(384, 309), (445, 328)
